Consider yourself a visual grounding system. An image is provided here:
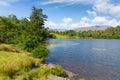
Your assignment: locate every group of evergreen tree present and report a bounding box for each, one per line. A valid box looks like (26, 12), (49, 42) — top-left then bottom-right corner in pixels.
(0, 7), (53, 58)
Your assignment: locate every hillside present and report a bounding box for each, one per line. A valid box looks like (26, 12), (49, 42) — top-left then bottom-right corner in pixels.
(74, 25), (111, 32)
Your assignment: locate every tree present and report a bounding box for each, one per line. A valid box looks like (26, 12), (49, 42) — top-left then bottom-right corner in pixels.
(30, 6), (48, 28)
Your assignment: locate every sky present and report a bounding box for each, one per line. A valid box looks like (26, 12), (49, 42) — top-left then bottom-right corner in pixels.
(0, 0), (120, 29)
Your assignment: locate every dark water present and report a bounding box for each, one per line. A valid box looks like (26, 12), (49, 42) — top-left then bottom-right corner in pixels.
(45, 39), (120, 80)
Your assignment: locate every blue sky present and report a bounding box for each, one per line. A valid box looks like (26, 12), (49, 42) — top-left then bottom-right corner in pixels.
(0, 0), (120, 29)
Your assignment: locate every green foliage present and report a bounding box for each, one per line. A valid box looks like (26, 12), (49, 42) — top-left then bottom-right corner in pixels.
(0, 6), (54, 57)
(31, 46), (49, 58)
(50, 65), (64, 77)
(0, 6), (65, 80)
(50, 26), (120, 39)
(30, 6), (47, 27)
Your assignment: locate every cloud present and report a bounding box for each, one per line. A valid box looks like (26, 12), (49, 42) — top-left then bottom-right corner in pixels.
(41, 0), (95, 5)
(92, 16), (108, 24)
(45, 21), (58, 28)
(41, 0), (110, 6)
(45, 16), (120, 29)
(63, 17), (72, 23)
(110, 5), (120, 17)
(93, 0), (120, 17)
(81, 17), (90, 22)
(0, 0), (19, 6)
(92, 16), (120, 26)
(42, 0), (120, 29)
(41, 0), (120, 17)
(70, 17), (91, 28)
(87, 10), (97, 17)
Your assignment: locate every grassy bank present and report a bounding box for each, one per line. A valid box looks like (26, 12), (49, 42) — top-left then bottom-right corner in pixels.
(51, 33), (71, 38)
(50, 33), (80, 39)
(0, 44), (64, 80)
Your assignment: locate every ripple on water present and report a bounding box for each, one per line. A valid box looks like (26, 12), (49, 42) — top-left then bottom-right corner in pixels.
(46, 39), (120, 80)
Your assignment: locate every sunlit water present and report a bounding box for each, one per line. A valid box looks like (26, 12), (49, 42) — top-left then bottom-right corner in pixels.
(45, 39), (120, 80)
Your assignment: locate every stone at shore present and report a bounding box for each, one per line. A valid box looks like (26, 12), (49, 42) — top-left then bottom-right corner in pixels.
(44, 63), (80, 80)
(47, 75), (70, 80)
(64, 70), (78, 78)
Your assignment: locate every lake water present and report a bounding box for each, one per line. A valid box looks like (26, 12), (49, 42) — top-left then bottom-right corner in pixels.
(45, 39), (120, 80)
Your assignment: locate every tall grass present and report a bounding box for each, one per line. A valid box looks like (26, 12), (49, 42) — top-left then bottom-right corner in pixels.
(0, 44), (20, 52)
(0, 51), (41, 77)
(0, 51), (64, 80)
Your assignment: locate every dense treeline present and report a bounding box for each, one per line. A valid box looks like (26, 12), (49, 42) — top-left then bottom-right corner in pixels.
(51, 26), (120, 39)
(79, 26), (120, 39)
(0, 7), (53, 58)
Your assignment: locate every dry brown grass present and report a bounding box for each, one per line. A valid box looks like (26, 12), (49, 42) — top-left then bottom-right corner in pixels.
(0, 44), (20, 52)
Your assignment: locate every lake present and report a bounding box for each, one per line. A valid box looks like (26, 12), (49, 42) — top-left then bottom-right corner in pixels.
(45, 39), (120, 80)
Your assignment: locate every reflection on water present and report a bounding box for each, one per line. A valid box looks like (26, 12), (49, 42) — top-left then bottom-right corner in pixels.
(45, 39), (120, 80)
(92, 47), (106, 51)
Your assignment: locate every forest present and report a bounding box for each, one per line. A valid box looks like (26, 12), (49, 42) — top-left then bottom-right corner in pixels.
(51, 26), (120, 39)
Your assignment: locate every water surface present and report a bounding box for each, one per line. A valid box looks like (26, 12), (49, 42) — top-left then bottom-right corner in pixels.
(45, 39), (120, 80)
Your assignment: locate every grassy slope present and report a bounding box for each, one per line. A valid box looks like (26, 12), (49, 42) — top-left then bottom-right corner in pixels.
(51, 33), (80, 38)
(0, 44), (64, 80)
(51, 33), (70, 38)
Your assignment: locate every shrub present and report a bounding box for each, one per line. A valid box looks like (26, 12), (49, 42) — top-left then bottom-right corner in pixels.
(31, 46), (49, 58)
(50, 65), (64, 77)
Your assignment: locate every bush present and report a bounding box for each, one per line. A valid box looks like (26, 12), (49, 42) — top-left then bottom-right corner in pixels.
(31, 46), (49, 58)
(50, 65), (64, 77)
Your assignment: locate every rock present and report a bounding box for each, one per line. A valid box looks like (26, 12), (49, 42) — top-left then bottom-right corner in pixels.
(46, 63), (56, 68)
(64, 70), (78, 78)
(47, 75), (70, 80)
(43, 63), (57, 69)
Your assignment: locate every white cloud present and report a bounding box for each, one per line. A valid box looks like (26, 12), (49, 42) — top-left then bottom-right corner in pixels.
(70, 17), (91, 28)
(60, 23), (69, 27)
(106, 19), (120, 27)
(41, 0), (120, 17)
(0, 1), (9, 6)
(92, 16), (108, 24)
(93, 0), (120, 17)
(93, 0), (110, 13)
(42, 0), (120, 29)
(45, 16), (120, 29)
(81, 17), (90, 22)
(41, 0), (110, 6)
(92, 16), (120, 27)
(63, 17), (72, 23)
(41, 0), (98, 5)
(70, 22), (91, 29)
(45, 21), (58, 28)
(87, 10), (97, 17)
(0, 0), (19, 6)
(110, 5), (120, 17)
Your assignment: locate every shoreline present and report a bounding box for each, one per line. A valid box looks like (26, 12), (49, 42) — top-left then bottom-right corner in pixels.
(43, 61), (79, 80)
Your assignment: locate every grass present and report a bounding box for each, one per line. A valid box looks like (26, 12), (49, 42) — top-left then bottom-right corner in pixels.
(51, 33), (70, 38)
(0, 51), (41, 76)
(0, 44), (64, 80)
(51, 33), (80, 38)
(0, 44), (20, 52)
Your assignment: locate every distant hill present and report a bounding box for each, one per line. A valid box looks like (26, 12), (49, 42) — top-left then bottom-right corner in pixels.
(49, 29), (67, 32)
(74, 25), (111, 32)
